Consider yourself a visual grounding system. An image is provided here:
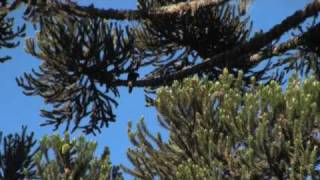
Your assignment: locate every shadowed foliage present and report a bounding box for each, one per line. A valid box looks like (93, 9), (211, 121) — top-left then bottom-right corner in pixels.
(0, 1), (25, 63)
(35, 133), (123, 179)
(135, 0), (253, 80)
(0, 127), (37, 179)
(17, 15), (137, 134)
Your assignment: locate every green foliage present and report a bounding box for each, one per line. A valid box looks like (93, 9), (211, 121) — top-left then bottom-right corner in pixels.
(0, 127), (37, 179)
(1, 1), (320, 179)
(125, 70), (320, 179)
(35, 133), (123, 180)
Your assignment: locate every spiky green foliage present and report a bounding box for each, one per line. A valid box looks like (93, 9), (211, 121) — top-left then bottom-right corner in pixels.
(125, 70), (320, 179)
(0, 126), (37, 179)
(35, 133), (123, 180)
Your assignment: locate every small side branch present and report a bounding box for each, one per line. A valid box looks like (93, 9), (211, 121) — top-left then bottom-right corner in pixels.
(249, 37), (301, 62)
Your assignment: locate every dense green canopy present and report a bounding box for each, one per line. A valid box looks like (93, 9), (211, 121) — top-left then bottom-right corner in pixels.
(125, 71), (320, 179)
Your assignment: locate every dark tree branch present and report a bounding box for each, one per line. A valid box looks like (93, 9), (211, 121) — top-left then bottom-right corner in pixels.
(249, 37), (301, 63)
(111, 0), (320, 87)
(31, 0), (228, 20)
(51, 4), (141, 20)
(154, 0), (228, 15)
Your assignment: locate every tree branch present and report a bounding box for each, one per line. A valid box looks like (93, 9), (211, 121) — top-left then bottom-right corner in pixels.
(52, 4), (140, 20)
(156, 0), (228, 15)
(249, 22), (320, 62)
(112, 0), (320, 87)
(37, 0), (228, 20)
(249, 37), (301, 62)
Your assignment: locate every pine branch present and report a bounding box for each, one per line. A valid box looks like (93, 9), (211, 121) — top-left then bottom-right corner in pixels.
(111, 0), (320, 87)
(0, 0), (25, 63)
(17, 15), (136, 134)
(155, 0), (228, 15)
(49, 4), (140, 20)
(31, 0), (228, 20)
(249, 37), (301, 63)
(249, 23), (320, 62)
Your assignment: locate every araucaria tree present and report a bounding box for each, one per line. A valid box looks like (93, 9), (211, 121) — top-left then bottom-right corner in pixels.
(0, 129), (123, 179)
(35, 133), (123, 179)
(1, 0), (320, 179)
(0, 127), (37, 179)
(124, 71), (320, 179)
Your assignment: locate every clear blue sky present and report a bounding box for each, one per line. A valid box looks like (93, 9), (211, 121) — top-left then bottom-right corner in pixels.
(0, 0), (310, 178)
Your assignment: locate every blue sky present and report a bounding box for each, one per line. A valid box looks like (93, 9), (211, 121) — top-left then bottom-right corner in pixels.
(0, 0), (311, 178)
